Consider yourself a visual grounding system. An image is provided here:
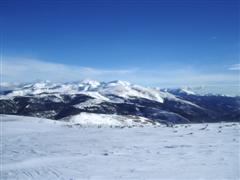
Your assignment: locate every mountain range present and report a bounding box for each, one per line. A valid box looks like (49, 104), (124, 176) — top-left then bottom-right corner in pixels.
(0, 79), (239, 125)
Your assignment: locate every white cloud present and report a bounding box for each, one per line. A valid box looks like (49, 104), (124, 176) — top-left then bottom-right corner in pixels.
(130, 69), (239, 88)
(1, 57), (137, 82)
(229, 64), (240, 70)
(1, 57), (239, 90)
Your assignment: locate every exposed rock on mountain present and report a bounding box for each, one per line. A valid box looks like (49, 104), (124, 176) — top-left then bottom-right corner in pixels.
(1, 80), (239, 124)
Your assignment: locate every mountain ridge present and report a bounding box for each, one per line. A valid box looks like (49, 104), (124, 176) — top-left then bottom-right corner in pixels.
(1, 80), (239, 125)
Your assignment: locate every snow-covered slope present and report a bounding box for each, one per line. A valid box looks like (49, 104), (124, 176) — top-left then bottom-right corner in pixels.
(66, 112), (157, 127)
(1, 80), (199, 105)
(1, 80), (239, 124)
(1, 80), (164, 102)
(98, 80), (165, 103)
(163, 87), (196, 95)
(1, 115), (239, 180)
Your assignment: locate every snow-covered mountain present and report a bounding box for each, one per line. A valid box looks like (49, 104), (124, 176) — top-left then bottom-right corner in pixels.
(2, 80), (169, 103)
(1, 80), (239, 125)
(162, 87), (196, 96)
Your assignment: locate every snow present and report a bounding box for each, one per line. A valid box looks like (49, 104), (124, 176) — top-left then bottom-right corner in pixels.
(1, 80), (207, 110)
(180, 87), (196, 95)
(67, 113), (155, 127)
(98, 81), (165, 103)
(1, 80), (166, 104)
(80, 79), (101, 89)
(1, 115), (239, 180)
(79, 91), (110, 101)
(73, 98), (104, 108)
(162, 87), (196, 95)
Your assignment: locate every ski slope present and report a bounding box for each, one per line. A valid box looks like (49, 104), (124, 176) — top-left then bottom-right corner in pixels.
(1, 115), (239, 180)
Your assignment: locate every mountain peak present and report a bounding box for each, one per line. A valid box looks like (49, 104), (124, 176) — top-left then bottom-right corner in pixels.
(80, 79), (101, 89)
(80, 79), (100, 84)
(1, 79), (239, 124)
(107, 80), (131, 86)
(180, 87), (196, 95)
(163, 87), (196, 96)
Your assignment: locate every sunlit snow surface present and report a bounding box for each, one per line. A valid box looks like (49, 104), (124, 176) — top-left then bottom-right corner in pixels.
(1, 115), (239, 180)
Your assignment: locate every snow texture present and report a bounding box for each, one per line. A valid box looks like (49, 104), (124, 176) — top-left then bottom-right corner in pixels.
(1, 115), (239, 180)
(1, 80), (173, 104)
(67, 113), (155, 127)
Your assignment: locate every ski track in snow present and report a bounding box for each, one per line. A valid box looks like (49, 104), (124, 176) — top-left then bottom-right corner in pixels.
(1, 115), (240, 180)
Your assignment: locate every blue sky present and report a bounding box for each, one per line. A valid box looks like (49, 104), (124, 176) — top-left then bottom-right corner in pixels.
(1, 0), (239, 94)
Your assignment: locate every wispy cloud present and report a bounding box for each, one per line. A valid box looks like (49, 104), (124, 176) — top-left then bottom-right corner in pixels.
(1, 57), (239, 90)
(229, 64), (240, 71)
(131, 68), (238, 87)
(2, 57), (137, 82)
